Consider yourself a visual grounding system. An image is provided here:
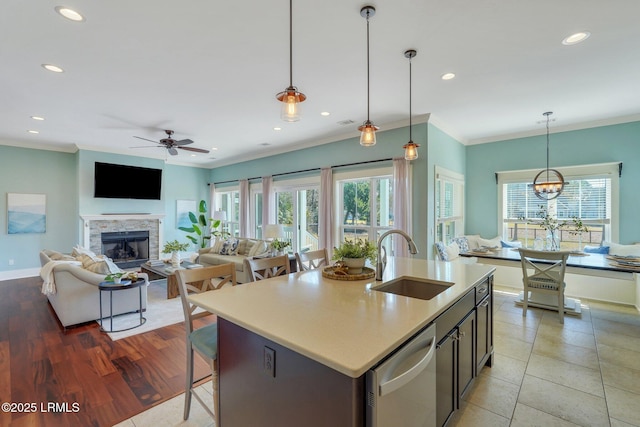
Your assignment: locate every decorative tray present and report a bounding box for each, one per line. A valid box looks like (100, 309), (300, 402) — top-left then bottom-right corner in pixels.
(322, 266), (375, 281)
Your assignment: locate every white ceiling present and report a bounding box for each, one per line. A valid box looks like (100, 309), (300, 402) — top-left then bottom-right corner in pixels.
(2, 1), (640, 167)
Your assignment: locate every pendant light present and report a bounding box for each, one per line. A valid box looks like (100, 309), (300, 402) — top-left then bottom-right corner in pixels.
(403, 49), (419, 160)
(358, 6), (379, 146)
(533, 111), (565, 200)
(276, 0), (306, 122)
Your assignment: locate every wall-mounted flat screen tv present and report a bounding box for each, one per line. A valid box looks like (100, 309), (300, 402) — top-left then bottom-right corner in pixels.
(94, 162), (162, 200)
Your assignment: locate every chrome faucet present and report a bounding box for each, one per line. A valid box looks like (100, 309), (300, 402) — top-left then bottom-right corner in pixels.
(376, 229), (419, 280)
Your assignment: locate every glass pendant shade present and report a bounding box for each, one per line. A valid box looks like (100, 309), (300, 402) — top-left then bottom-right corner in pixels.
(533, 111), (565, 200)
(403, 141), (420, 160)
(358, 121), (379, 146)
(277, 87), (305, 122)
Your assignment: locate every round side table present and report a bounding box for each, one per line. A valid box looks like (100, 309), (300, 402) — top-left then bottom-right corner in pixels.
(98, 279), (147, 332)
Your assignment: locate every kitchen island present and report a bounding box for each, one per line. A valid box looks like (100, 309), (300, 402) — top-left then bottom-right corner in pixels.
(188, 257), (495, 426)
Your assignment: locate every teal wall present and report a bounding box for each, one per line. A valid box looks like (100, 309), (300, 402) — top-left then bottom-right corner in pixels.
(0, 146), (78, 271)
(209, 122), (465, 259)
(0, 146), (209, 274)
(466, 121), (640, 243)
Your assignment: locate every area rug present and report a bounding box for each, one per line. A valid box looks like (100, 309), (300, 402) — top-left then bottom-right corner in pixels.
(104, 279), (186, 341)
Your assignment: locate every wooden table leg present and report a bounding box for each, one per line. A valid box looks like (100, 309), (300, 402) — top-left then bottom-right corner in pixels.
(167, 274), (179, 299)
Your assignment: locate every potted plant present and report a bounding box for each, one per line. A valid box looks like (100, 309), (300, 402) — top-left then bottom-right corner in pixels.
(163, 239), (190, 267)
(271, 239), (291, 256)
(104, 272), (126, 284)
(332, 238), (377, 274)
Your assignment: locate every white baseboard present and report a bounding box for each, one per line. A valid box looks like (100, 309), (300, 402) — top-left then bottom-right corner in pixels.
(0, 268), (40, 281)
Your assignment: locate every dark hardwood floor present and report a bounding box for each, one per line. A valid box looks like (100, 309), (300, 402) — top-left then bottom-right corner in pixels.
(0, 276), (214, 427)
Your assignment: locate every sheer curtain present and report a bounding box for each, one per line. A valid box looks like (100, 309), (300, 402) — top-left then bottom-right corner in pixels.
(239, 179), (250, 237)
(393, 158), (412, 257)
(208, 183), (217, 248)
(319, 167), (334, 258)
(261, 176), (275, 231)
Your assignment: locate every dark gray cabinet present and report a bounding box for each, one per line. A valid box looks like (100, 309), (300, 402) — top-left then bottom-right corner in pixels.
(476, 276), (493, 372)
(436, 275), (493, 427)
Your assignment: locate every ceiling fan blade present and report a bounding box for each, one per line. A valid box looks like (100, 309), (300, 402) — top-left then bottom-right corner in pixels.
(174, 138), (194, 146)
(178, 146), (210, 154)
(168, 147), (179, 155)
(130, 145), (164, 149)
(133, 136), (160, 144)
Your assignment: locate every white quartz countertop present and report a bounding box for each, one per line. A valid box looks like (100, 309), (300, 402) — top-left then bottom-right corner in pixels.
(188, 257), (495, 378)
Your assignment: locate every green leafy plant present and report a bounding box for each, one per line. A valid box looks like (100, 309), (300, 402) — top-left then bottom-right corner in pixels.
(162, 239), (190, 254)
(104, 272), (125, 282)
(332, 238), (377, 263)
(179, 200), (230, 248)
(271, 239), (291, 251)
(569, 217), (589, 235)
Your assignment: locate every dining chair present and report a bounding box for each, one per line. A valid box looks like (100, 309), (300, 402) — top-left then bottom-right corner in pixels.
(518, 249), (570, 323)
(175, 263), (236, 423)
(295, 248), (329, 271)
(246, 254), (291, 281)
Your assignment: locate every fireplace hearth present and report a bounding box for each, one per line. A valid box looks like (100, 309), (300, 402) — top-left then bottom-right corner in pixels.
(101, 230), (149, 268)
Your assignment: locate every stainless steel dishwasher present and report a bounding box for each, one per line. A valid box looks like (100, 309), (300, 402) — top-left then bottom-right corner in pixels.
(366, 323), (437, 427)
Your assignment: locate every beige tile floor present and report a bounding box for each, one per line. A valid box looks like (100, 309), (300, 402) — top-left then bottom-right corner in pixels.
(451, 286), (640, 427)
(114, 287), (640, 427)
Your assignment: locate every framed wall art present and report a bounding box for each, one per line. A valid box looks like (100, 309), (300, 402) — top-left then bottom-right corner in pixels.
(176, 199), (196, 229)
(7, 193), (46, 234)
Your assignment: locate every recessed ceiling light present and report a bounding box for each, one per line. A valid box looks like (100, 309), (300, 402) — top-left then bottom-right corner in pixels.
(441, 72), (456, 80)
(42, 64), (64, 73)
(28, 130), (40, 134)
(273, 127), (282, 131)
(210, 147), (218, 151)
(320, 112), (331, 116)
(54, 6), (85, 22)
(562, 31), (591, 45)
(31, 116), (45, 121)
(191, 154), (196, 157)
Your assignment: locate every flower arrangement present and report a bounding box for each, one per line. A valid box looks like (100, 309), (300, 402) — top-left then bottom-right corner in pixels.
(162, 240), (190, 254)
(104, 272), (126, 283)
(332, 238), (377, 263)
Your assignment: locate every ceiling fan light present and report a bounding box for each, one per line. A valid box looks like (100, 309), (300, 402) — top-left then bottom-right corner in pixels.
(277, 87), (306, 122)
(403, 141), (420, 160)
(358, 121), (379, 146)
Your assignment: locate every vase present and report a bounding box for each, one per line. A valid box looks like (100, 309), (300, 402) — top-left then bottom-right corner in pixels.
(171, 251), (181, 268)
(113, 277), (122, 284)
(545, 231), (560, 251)
(342, 257), (366, 275)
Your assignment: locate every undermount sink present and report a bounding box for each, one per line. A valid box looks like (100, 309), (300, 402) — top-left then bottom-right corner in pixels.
(373, 277), (453, 300)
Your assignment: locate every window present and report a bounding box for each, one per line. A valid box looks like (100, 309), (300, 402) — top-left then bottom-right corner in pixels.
(337, 173), (394, 248)
(435, 167), (464, 244)
(215, 190), (240, 237)
(274, 185), (319, 254)
(499, 163), (619, 249)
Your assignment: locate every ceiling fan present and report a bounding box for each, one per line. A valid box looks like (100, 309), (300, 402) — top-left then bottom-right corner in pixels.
(132, 130), (209, 156)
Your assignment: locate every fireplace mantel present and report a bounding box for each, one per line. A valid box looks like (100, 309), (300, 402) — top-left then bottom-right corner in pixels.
(80, 214), (165, 259)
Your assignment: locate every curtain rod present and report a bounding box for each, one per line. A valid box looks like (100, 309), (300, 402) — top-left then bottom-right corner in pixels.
(210, 158), (393, 185)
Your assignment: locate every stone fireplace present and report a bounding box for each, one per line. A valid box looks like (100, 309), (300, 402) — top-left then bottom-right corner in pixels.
(80, 214), (164, 264)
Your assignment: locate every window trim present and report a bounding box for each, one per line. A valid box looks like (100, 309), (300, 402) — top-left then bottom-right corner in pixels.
(435, 166), (465, 244)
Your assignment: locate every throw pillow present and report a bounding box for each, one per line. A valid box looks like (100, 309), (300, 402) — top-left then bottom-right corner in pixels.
(248, 240), (268, 257)
(82, 255), (122, 275)
(72, 245), (96, 258)
(434, 242), (448, 261)
(584, 245), (610, 254)
(606, 242), (640, 257)
(501, 240), (523, 248)
(236, 239), (249, 256)
(211, 238), (225, 254)
(452, 237), (470, 253)
(464, 235), (481, 250)
(445, 242), (460, 261)
(219, 238), (239, 255)
(477, 236), (501, 249)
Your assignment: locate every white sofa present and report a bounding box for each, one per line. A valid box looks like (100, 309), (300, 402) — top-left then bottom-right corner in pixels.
(40, 249), (148, 329)
(196, 237), (270, 283)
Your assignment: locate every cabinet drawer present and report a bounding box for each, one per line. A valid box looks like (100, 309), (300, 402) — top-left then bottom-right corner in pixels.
(435, 289), (475, 343)
(475, 279), (490, 303)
